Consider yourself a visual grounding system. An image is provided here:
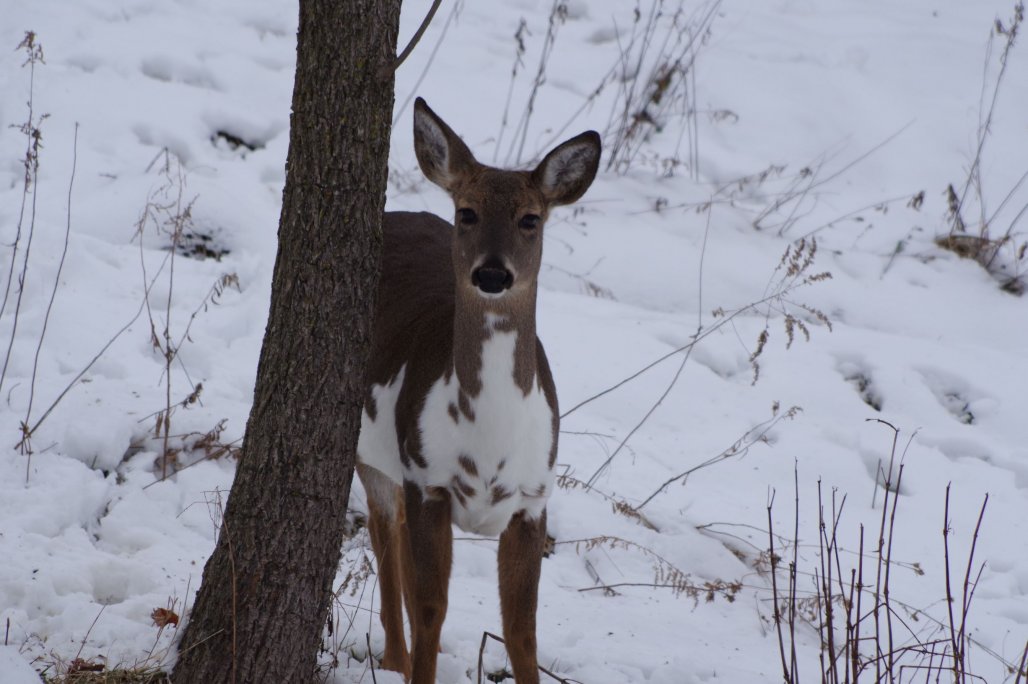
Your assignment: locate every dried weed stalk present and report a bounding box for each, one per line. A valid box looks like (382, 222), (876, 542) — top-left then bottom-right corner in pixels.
(1, 32), (48, 399)
(132, 157), (239, 477)
(939, 2), (1028, 295)
(636, 403), (800, 511)
(743, 238), (832, 384)
(134, 155), (197, 477)
(604, 0), (722, 177)
(558, 534), (742, 603)
(500, 0), (569, 166)
(19, 122), (77, 469)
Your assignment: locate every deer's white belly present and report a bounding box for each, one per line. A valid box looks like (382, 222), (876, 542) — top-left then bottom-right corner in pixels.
(357, 330), (555, 537)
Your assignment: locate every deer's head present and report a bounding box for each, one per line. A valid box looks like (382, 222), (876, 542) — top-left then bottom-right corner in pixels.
(413, 98), (601, 300)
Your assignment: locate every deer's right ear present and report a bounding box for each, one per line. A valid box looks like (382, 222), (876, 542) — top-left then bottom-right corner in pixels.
(413, 98), (477, 192)
(532, 130), (601, 206)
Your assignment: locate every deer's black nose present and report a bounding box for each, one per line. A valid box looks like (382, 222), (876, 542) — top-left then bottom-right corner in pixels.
(472, 260), (514, 294)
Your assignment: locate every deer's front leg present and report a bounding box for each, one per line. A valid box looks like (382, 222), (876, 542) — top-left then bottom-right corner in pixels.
(403, 481), (453, 684)
(366, 503), (411, 678)
(498, 509), (546, 684)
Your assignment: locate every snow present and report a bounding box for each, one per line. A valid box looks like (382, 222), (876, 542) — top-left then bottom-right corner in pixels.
(1, 0), (1027, 682)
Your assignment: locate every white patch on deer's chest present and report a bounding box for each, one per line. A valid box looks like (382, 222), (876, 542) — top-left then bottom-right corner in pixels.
(418, 326), (555, 536)
(357, 321), (556, 537)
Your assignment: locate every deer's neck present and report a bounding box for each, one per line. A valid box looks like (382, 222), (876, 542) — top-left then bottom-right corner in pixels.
(452, 285), (538, 398)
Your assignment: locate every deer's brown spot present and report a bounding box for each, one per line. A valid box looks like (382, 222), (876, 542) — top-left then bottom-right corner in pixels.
(490, 485), (513, 505)
(402, 437), (427, 469)
(457, 390), (475, 421)
(451, 475), (476, 499)
(458, 454), (478, 477)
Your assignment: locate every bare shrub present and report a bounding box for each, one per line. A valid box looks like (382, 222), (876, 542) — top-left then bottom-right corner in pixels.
(765, 423), (1020, 683)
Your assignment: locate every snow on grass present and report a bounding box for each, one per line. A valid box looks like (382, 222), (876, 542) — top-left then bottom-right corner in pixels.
(2, 0), (1027, 682)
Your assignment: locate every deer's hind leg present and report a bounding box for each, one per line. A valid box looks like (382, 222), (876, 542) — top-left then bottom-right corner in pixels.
(357, 464), (411, 679)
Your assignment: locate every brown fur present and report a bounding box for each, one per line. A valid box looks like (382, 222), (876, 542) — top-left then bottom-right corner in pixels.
(499, 511), (547, 684)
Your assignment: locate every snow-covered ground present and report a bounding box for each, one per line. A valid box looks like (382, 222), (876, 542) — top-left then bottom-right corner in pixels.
(1, 0), (1027, 682)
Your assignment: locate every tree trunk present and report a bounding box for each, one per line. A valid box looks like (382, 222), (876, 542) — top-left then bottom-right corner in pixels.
(172, 1), (401, 682)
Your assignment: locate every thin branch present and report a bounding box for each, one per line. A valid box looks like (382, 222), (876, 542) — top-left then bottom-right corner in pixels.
(16, 249), (172, 452)
(583, 324), (691, 487)
(561, 254), (826, 421)
(392, 2), (459, 129)
(392, 0), (443, 71)
(636, 406), (795, 510)
(477, 631), (583, 683)
(956, 493), (990, 680)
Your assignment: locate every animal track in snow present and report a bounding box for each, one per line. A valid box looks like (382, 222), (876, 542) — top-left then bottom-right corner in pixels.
(836, 357), (882, 411)
(141, 55), (220, 90)
(204, 112), (286, 157)
(687, 337), (750, 380)
(917, 367), (986, 425)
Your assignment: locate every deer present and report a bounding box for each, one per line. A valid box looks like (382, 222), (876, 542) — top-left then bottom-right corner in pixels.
(355, 97), (600, 684)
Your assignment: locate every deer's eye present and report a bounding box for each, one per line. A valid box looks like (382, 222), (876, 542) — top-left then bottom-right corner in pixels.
(519, 214), (541, 231)
(457, 208), (478, 225)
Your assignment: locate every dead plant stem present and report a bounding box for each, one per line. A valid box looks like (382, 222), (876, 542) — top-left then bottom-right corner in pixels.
(0, 33), (46, 398)
(15, 250), (172, 453)
(22, 123), (77, 472)
(767, 490), (791, 683)
(790, 464), (800, 682)
(583, 204), (713, 486)
(944, 484), (960, 684)
(1014, 639), (1028, 684)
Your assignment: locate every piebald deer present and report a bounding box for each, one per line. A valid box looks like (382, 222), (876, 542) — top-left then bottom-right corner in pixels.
(356, 98), (600, 683)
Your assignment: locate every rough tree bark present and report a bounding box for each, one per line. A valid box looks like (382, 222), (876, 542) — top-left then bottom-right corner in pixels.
(172, 1), (401, 681)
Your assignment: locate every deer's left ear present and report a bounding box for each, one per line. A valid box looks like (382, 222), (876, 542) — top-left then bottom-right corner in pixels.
(413, 97), (478, 193)
(532, 131), (601, 206)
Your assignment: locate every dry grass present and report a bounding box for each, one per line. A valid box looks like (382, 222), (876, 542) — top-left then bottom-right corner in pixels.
(44, 663), (169, 684)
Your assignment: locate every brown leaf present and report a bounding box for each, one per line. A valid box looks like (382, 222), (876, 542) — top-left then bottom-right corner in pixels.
(67, 658), (105, 674)
(151, 607), (180, 628)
